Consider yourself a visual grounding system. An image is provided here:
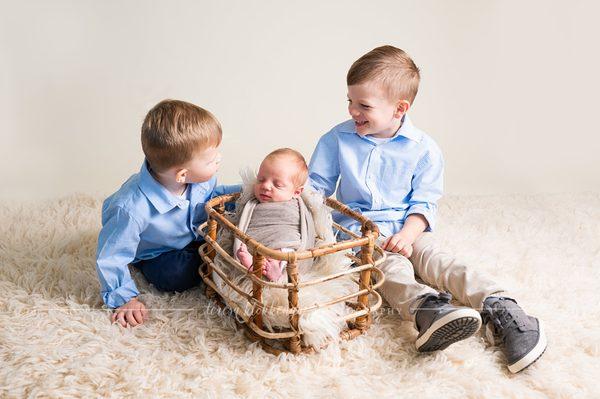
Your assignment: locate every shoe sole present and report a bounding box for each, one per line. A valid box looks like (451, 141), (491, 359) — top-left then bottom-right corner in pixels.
(416, 308), (482, 352)
(507, 319), (547, 373)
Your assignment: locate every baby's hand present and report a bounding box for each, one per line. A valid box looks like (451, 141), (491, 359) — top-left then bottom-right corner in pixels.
(263, 258), (284, 282)
(382, 233), (414, 257)
(111, 297), (148, 327)
(236, 243), (254, 269)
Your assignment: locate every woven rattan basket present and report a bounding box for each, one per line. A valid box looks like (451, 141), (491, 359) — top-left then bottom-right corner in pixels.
(198, 192), (386, 355)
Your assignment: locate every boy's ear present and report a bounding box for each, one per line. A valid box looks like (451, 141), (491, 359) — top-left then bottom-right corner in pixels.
(394, 100), (411, 118)
(294, 185), (304, 196)
(175, 168), (188, 183)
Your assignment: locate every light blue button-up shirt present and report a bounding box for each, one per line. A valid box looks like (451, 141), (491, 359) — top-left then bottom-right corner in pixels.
(95, 161), (240, 308)
(308, 116), (444, 238)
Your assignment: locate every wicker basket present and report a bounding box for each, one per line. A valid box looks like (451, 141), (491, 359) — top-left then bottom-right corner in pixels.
(198, 192), (386, 355)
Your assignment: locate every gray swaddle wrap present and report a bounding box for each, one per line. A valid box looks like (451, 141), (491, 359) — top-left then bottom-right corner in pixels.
(233, 197), (316, 269)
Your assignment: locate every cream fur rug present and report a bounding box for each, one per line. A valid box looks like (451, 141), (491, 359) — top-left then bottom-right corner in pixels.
(1, 193), (600, 398)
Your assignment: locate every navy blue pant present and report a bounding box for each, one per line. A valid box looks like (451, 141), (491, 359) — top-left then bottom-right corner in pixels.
(134, 240), (204, 292)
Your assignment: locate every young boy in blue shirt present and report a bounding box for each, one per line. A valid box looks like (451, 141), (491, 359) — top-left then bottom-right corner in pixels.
(308, 46), (547, 373)
(96, 99), (239, 328)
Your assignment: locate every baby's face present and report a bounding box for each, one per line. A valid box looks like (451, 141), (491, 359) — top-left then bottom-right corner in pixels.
(254, 157), (302, 203)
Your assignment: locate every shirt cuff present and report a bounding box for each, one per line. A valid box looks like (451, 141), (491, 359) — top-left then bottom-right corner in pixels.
(102, 284), (140, 309)
(406, 205), (437, 232)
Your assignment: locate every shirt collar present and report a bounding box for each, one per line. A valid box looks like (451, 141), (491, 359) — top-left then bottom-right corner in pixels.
(341, 115), (423, 143)
(393, 115), (422, 142)
(137, 161), (183, 214)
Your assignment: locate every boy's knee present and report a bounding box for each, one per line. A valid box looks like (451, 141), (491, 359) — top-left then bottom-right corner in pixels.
(139, 249), (203, 292)
(155, 263), (202, 292)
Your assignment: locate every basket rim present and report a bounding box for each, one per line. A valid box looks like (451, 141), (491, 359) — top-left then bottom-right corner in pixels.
(202, 193), (381, 261)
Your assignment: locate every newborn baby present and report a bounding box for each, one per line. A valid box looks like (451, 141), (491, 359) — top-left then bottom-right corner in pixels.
(234, 148), (315, 282)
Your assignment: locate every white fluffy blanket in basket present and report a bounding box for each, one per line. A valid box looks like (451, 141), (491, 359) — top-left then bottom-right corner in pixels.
(211, 171), (356, 349)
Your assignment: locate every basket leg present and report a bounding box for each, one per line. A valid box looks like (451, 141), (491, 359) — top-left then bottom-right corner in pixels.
(203, 202), (224, 298)
(251, 252), (265, 329)
(356, 230), (375, 331)
(286, 260), (302, 354)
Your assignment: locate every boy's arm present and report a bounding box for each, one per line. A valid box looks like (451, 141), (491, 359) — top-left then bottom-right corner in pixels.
(405, 147), (444, 231)
(212, 183), (243, 212)
(308, 132), (340, 197)
(96, 207), (143, 309)
(212, 183), (243, 197)
(383, 149), (443, 255)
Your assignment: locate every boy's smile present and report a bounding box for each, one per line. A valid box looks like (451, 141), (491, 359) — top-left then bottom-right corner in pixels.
(347, 82), (408, 139)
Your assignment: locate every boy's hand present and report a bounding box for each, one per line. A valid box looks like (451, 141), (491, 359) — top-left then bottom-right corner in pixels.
(111, 297), (148, 327)
(382, 233), (414, 257)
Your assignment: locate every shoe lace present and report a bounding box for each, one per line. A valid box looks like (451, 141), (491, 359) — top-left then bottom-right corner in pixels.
(483, 299), (524, 339)
(433, 292), (452, 306)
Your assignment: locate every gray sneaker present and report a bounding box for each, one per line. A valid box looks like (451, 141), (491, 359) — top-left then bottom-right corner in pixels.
(482, 297), (547, 373)
(415, 293), (482, 352)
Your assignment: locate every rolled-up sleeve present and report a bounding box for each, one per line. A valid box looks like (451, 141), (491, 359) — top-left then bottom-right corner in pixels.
(406, 147), (444, 231)
(95, 207), (142, 308)
(308, 132), (340, 197)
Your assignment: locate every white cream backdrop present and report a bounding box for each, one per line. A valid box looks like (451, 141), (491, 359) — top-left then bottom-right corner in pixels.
(1, 0), (599, 200)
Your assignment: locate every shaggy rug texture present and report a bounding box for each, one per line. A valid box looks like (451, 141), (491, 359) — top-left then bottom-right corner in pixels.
(1, 193), (599, 398)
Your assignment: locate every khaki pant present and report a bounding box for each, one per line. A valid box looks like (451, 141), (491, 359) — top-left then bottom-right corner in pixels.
(377, 232), (505, 321)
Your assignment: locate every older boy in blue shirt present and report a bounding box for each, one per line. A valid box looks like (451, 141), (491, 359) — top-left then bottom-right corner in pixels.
(96, 99), (239, 328)
(309, 46), (546, 373)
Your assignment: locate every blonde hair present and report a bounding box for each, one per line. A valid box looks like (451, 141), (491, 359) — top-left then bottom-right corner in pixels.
(347, 45), (420, 104)
(263, 148), (308, 187)
(141, 99), (222, 171)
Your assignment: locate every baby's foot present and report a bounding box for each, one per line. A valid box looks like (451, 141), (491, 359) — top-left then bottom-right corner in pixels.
(263, 258), (283, 282)
(236, 244), (253, 270)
